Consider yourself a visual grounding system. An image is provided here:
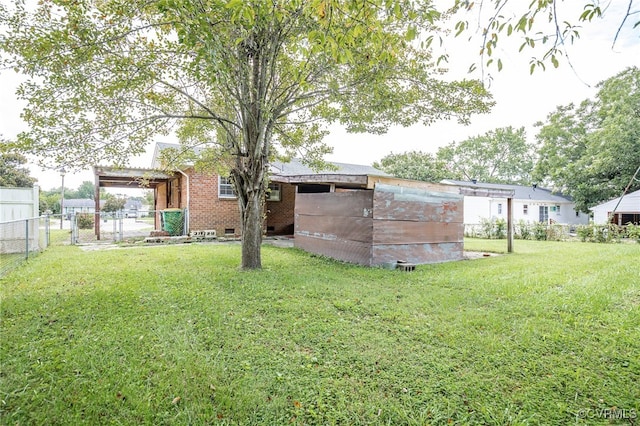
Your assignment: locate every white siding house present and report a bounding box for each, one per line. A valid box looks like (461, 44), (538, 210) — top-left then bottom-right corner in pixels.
(441, 180), (589, 226)
(590, 189), (640, 225)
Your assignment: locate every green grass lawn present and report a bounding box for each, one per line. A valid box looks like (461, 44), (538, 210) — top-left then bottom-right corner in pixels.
(1, 239), (638, 425)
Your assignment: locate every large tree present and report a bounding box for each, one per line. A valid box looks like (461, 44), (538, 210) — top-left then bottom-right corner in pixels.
(373, 151), (450, 182)
(437, 126), (534, 184)
(533, 67), (640, 212)
(1, 0), (492, 269)
(0, 150), (37, 187)
(375, 126), (534, 184)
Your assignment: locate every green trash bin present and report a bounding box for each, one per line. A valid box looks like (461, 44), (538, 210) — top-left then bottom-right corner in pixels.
(162, 208), (183, 236)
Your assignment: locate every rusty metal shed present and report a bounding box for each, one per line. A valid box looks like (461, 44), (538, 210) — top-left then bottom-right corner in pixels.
(294, 183), (464, 266)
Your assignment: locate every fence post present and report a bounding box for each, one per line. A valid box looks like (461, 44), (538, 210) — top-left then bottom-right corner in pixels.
(45, 215), (50, 248)
(112, 213), (117, 242)
(119, 213), (123, 242)
(25, 219), (29, 260)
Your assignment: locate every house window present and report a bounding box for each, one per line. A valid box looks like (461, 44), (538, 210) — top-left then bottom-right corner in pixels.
(219, 177), (236, 198)
(267, 183), (281, 202)
(523, 204), (528, 215)
(497, 203), (503, 215)
(556, 205), (561, 215)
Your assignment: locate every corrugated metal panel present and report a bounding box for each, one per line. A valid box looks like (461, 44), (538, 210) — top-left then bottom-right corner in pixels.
(372, 242), (464, 265)
(295, 236), (372, 266)
(294, 191), (374, 265)
(295, 191), (373, 217)
(373, 184), (463, 223)
(295, 215), (373, 243)
(294, 185), (465, 267)
(373, 221), (463, 244)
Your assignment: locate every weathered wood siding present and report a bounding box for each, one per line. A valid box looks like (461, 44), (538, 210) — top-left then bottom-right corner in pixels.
(294, 191), (373, 265)
(294, 184), (464, 266)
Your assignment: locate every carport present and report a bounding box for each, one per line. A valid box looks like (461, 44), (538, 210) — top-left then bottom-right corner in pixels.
(93, 166), (175, 240)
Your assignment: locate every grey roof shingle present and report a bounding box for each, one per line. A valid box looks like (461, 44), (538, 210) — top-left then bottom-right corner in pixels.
(269, 158), (389, 177)
(152, 143), (389, 177)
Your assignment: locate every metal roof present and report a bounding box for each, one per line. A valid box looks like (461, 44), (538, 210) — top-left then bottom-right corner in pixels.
(440, 179), (573, 203)
(93, 166), (174, 188)
(590, 189), (640, 212)
(270, 158), (389, 177)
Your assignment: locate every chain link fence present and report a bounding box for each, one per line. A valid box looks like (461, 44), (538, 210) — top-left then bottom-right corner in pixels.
(0, 216), (52, 277)
(71, 210), (178, 244)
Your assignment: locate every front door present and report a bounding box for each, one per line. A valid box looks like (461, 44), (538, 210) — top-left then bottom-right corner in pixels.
(539, 205), (549, 223)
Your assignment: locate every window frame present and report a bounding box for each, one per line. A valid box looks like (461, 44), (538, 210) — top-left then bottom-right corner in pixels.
(218, 176), (237, 199)
(266, 183), (282, 202)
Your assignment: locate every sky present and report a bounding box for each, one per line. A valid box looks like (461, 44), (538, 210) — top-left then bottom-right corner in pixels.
(1, 2), (639, 193)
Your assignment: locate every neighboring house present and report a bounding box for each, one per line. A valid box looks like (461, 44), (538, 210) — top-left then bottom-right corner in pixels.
(440, 180), (589, 225)
(123, 200), (143, 218)
(590, 189), (640, 225)
(63, 199), (105, 216)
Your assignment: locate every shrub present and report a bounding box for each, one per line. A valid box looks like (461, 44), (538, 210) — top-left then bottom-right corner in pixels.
(76, 213), (94, 230)
(494, 218), (507, 239)
(576, 223), (623, 243)
(532, 222), (547, 241)
(515, 220), (531, 240)
(479, 217), (494, 239)
(626, 223), (640, 243)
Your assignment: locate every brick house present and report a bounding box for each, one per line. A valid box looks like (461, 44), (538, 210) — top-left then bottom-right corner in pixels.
(152, 143), (389, 237)
(93, 144), (483, 265)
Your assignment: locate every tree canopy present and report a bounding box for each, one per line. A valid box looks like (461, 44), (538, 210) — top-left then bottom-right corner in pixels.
(447, 1), (640, 75)
(373, 151), (449, 183)
(1, 0), (493, 268)
(533, 66), (640, 212)
(0, 151), (37, 187)
(375, 126), (533, 185)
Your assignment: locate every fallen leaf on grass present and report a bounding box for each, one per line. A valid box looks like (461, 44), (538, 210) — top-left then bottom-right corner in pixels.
(172, 396), (181, 405)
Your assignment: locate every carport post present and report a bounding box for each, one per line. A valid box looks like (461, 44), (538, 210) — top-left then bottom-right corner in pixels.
(507, 197), (513, 253)
(95, 170), (101, 240)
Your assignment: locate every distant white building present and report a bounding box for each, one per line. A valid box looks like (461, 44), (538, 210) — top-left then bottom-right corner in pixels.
(441, 180), (589, 225)
(590, 189), (640, 225)
(63, 198), (104, 216)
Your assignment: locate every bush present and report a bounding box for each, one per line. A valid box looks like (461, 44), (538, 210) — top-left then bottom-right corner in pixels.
(627, 223), (640, 243)
(76, 213), (95, 230)
(576, 223), (623, 243)
(494, 218), (507, 239)
(479, 217), (494, 239)
(515, 220), (531, 240)
(532, 222), (547, 241)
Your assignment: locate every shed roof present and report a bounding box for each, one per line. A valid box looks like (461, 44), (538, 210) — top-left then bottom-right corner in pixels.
(590, 189), (640, 212)
(440, 180), (573, 203)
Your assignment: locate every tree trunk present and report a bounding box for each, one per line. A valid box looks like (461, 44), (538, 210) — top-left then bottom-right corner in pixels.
(240, 189), (263, 269)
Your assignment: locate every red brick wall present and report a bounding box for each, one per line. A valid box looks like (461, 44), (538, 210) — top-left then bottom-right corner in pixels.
(187, 169), (241, 236)
(154, 169), (296, 237)
(266, 183), (296, 235)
